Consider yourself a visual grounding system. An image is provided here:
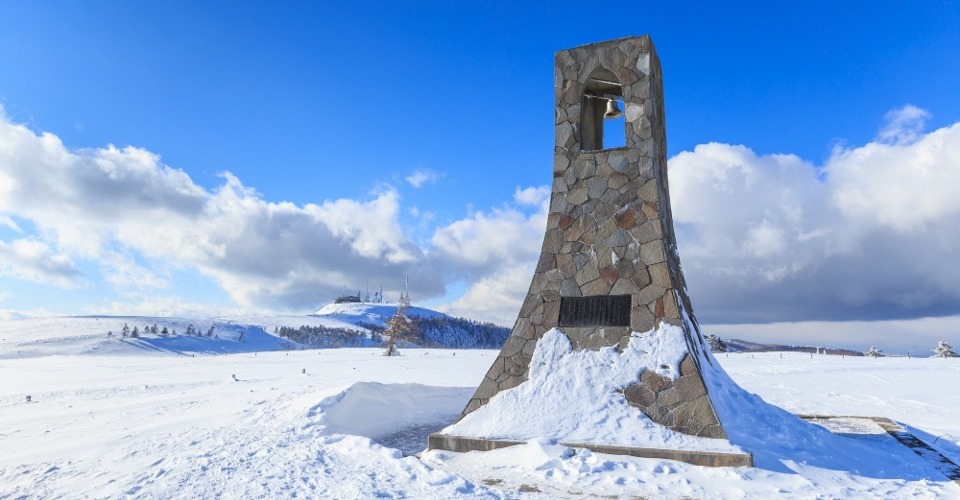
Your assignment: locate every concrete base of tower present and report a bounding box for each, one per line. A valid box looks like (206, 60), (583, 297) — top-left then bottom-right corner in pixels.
(426, 433), (754, 468)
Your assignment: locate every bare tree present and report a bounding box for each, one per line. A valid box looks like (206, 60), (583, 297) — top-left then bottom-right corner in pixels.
(383, 307), (418, 356)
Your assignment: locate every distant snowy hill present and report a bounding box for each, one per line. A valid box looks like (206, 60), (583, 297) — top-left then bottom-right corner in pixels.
(306, 302), (510, 349)
(0, 303), (509, 358)
(312, 302), (447, 326)
(722, 338), (864, 356)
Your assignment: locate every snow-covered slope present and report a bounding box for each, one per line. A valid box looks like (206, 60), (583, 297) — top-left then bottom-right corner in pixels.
(1, 342), (958, 498)
(0, 316), (295, 358)
(313, 302), (447, 327)
(0, 303), (508, 358)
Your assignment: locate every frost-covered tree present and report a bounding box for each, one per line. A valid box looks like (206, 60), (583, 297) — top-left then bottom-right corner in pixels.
(121, 324), (130, 338)
(864, 346), (884, 357)
(933, 340), (958, 358)
(705, 334), (727, 353)
(161, 326), (169, 336)
(383, 307), (418, 356)
(131, 326), (139, 338)
(186, 324), (196, 336)
(206, 326), (215, 337)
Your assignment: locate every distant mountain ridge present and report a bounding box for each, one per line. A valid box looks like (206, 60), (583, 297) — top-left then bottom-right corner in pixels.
(723, 338), (864, 356)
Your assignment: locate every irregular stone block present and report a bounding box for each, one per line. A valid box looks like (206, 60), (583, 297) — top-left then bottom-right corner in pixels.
(638, 178), (659, 203)
(567, 188), (588, 205)
(542, 228), (563, 254)
(657, 387), (681, 407)
(575, 261), (600, 286)
(679, 354), (696, 377)
(581, 277), (612, 296)
(640, 369), (668, 393)
(609, 228), (633, 247)
(641, 200), (659, 219)
(472, 378), (501, 400)
(560, 278), (581, 297)
(500, 335), (526, 358)
(609, 154), (630, 173)
(587, 176), (607, 200)
(648, 261), (671, 288)
(631, 269), (652, 290)
(634, 283), (663, 306)
(535, 252), (556, 273)
(600, 266), (619, 286)
(623, 382), (656, 407)
(640, 240), (666, 264)
(609, 173), (629, 190)
(631, 220), (662, 244)
(630, 306), (656, 332)
(662, 291), (679, 319)
(676, 373), (707, 402)
(615, 208), (636, 229)
(498, 376), (525, 392)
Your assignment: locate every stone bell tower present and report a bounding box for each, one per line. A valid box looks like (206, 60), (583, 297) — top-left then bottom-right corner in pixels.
(431, 36), (739, 461)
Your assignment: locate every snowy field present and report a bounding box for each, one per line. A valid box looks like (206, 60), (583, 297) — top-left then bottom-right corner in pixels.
(2, 317), (960, 498)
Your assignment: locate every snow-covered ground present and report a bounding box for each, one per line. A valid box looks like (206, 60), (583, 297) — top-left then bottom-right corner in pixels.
(2, 317), (959, 498)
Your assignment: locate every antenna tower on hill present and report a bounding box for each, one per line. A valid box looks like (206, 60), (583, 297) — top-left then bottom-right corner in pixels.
(399, 275), (411, 308)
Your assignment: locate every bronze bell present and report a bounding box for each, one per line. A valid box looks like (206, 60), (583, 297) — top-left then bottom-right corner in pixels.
(604, 98), (623, 119)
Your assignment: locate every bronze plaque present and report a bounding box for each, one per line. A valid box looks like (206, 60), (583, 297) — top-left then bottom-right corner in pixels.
(558, 295), (631, 327)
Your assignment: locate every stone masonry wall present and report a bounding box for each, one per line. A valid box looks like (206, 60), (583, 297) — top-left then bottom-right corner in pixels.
(459, 36), (723, 439)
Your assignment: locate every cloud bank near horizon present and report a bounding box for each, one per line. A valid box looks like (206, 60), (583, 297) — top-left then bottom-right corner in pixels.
(671, 106), (960, 323)
(2, 105), (960, 331)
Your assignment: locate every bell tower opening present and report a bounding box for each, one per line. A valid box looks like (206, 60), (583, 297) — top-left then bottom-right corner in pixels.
(580, 67), (625, 151)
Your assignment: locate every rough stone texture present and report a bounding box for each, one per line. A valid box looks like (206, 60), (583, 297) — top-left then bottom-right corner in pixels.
(458, 35), (724, 440)
(623, 354), (725, 439)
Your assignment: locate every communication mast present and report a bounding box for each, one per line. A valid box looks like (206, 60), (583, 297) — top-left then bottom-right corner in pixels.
(398, 275), (411, 308)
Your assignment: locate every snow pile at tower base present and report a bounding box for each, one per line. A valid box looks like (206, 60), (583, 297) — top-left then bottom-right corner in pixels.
(443, 325), (740, 453)
(443, 325), (943, 476)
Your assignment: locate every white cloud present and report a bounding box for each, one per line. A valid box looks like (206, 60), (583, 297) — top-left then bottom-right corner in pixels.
(670, 107), (960, 323)
(429, 194), (548, 324)
(431, 207), (541, 270)
(828, 119), (960, 233)
(877, 104), (931, 145)
(405, 168), (441, 188)
(0, 238), (82, 287)
(513, 185), (550, 207)
(436, 267), (533, 325)
(0, 114), (441, 312)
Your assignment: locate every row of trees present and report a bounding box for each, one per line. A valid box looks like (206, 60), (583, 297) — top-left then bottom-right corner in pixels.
(107, 323), (216, 339)
(275, 325), (370, 348)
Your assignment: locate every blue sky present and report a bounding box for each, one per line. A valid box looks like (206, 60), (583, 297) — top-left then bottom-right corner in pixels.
(1, 1), (959, 350)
